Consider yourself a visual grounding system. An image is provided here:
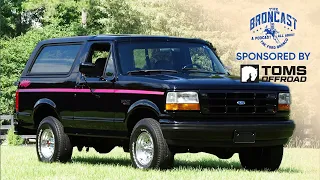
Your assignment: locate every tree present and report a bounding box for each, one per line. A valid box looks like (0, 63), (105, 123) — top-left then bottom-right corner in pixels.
(22, 0), (82, 26)
(86, 0), (148, 34)
(0, 0), (43, 37)
(21, 0), (149, 34)
(0, 0), (15, 37)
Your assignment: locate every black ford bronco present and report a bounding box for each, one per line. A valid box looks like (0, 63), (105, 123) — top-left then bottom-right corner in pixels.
(15, 35), (295, 170)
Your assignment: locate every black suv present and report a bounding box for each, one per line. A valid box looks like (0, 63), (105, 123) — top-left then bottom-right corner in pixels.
(15, 35), (295, 170)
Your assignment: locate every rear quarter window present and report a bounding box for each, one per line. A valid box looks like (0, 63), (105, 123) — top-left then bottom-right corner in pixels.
(29, 44), (81, 74)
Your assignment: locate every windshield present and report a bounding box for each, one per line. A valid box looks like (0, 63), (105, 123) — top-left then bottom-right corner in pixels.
(117, 42), (227, 75)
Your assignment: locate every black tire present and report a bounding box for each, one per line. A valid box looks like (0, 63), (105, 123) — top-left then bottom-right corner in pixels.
(162, 151), (175, 169)
(239, 145), (283, 171)
(36, 116), (73, 163)
(130, 118), (172, 169)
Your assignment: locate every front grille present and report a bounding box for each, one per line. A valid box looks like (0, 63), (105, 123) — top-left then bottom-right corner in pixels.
(200, 92), (278, 115)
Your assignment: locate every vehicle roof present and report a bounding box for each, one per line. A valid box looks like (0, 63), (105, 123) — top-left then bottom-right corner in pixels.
(38, 34), (210, 45)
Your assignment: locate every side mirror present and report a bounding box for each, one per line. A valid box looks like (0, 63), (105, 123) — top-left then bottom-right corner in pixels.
(79, 62), (96, 75)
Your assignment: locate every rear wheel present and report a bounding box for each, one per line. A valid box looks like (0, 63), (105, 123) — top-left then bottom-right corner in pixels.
(36, 116), (72, 163)
(130, 118), (173, 169)
(239, 145), (283, 171)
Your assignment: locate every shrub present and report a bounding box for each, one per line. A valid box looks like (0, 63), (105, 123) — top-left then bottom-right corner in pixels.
(6, 127), (24, 146)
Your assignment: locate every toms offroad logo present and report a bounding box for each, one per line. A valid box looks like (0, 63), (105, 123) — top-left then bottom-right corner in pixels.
(240, 65), (259, 83)
(240, 65), (307, 83)
(250, 8), (297, 49)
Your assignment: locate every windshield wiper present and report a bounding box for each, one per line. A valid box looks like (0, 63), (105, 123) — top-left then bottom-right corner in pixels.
(182, 67), (227, 75)
(181, 67), (208, 72)
(127, 69), (178, 75)
(182, 67), (214, 73)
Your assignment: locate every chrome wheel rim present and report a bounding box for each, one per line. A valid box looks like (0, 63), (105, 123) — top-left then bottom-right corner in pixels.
(40, 128), (55, 158)
(135, 131), (154, 166)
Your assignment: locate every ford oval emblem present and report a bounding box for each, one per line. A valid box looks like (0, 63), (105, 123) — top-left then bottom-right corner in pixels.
(237, 101), (246, 105)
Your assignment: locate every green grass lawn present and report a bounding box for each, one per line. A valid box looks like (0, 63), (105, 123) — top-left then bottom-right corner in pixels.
(1, 146), (319, 180)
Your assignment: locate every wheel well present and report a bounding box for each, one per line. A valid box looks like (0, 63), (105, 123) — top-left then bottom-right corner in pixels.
(127, 107), (158, 135)
(33, 105), (59, 128)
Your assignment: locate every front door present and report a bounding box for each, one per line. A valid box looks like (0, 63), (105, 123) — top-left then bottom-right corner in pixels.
(73, 42), (116, 137)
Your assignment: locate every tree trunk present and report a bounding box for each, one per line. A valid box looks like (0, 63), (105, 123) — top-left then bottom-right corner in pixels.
(82, 9), (87, 28)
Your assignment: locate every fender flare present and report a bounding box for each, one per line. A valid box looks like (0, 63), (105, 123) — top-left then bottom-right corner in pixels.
(32, 98), (60, 120)
(125, 99), (161, 125)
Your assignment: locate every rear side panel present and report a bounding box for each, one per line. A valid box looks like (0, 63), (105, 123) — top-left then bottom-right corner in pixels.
(17, 74), (78, 134)
(16, 41), (85, 134)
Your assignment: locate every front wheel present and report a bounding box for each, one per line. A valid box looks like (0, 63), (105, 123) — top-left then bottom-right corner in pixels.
(130, 118), (173, 169)
(239, 145), (283, 171)
(36, 116), (73, 163)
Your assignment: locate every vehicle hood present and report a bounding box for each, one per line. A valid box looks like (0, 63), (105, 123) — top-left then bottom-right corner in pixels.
(142, 73), (289, 91)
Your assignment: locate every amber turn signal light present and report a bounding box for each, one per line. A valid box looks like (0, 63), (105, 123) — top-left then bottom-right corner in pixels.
(166, 103), (200, 111)
(278, 104), (290, 111)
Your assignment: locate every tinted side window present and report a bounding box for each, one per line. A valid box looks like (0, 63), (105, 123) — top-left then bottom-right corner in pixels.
(105, 54), (115, 76)
(85, 43), (110, 77)
(30, 44), (81, 74)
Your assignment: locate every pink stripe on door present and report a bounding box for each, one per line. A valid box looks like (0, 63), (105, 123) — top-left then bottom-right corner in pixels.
(18, 88), (91, 93)
(94, 89), (115, 93)
(114, 89), (164, 95)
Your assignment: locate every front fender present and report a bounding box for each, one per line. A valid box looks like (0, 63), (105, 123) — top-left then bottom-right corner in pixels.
(125, 99), (161, 123)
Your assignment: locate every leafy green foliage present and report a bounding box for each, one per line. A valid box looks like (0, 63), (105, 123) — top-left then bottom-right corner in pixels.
(6, 127), (24, 146)
(0, 0), (43, 37)
(86, 0), (148, 34)
(23, 0), (83, 26)
(53, 2), (81, 26)
(0, 0), (15, 36)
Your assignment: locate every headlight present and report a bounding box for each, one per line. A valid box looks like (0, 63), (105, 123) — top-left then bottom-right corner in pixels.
(166, 92), (200, 111)
(278, 93), (290, 111)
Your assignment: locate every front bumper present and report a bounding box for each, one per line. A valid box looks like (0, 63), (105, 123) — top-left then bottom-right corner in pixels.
(160, 119), (295, 147)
